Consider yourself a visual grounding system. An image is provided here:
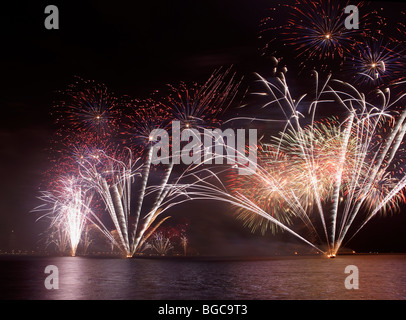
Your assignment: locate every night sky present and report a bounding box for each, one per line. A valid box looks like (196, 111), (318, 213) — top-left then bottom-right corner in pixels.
(1, 0), (406, 254)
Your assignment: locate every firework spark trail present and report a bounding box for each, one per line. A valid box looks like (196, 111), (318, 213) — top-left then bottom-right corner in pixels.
(34, 176), (116, 256)
(133, 162), (175, 250)
(130, 68), (245, 252)
(120, 97), (175, 255)
(302, 77), (404, 254)
(254, 73), (334, 250)
(171, 72), (406, 257)
(130, 145), (153, 253)
(331, 85), (406, 249)
(329, 113), (354, 250)
(354, 174), (406, 234)
(35, 179), (82, 256)
(169, 164), (326, 254)
(59, 69), (243, 257)
(150, 232), (174, 255)
(322, 83), (371, 254)
(166, 67), (243, 130)
(45, 86), (177, 257)
(335, 95), (406, 250)
(77, 148), (146, 256)
(128, 70), (241, 254)
(64, 182), (92, 256)
(50, 69), (241, 257)
(238, 143), (322, 239)
(43, 224), (70, 254)
(267, 74), (406, 255)
(145, 127), (328, 253)
(39, 65), (405, 258)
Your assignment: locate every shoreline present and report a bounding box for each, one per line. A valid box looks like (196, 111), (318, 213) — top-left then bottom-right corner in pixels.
(1, 252), (406, 261)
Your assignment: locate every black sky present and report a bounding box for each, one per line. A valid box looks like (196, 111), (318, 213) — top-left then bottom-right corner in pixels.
(1, 0), (406, 254)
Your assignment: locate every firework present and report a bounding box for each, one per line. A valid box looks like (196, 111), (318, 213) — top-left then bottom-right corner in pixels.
(78, 148), (137, 256)
(176, 72), (406, 257)
(180, 235), (188, 256)
(35, 176), (94, 256)
(228, 118), (361, 235)
(111, 70), (245, 256)
(55, 77), (121, 139)
(39, 79), (177, 257)
(43, 225), (70, 255)
(165, 67), (243, 130)
(259, 0), (380, 73)
(150, 232), (174, 256)
(120, 99), (178, 256)
(346, 39), (406, 88)
(228, 145), (294, 235)
(121, 98), (169, 148)
(76, 143), (191, 257)
(43, 71), (242, 257)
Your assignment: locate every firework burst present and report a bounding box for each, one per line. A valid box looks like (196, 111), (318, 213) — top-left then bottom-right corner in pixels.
(35, 176), (94, 256)
(55, 78), (121, 139)
(165, 67), (243, 130)
(346, 39), (406, 88)
(259, 0), (381, 73)
(175, 72), (406, 257)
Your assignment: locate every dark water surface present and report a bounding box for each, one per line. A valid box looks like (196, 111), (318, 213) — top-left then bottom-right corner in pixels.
(0, 255), (405, 300)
